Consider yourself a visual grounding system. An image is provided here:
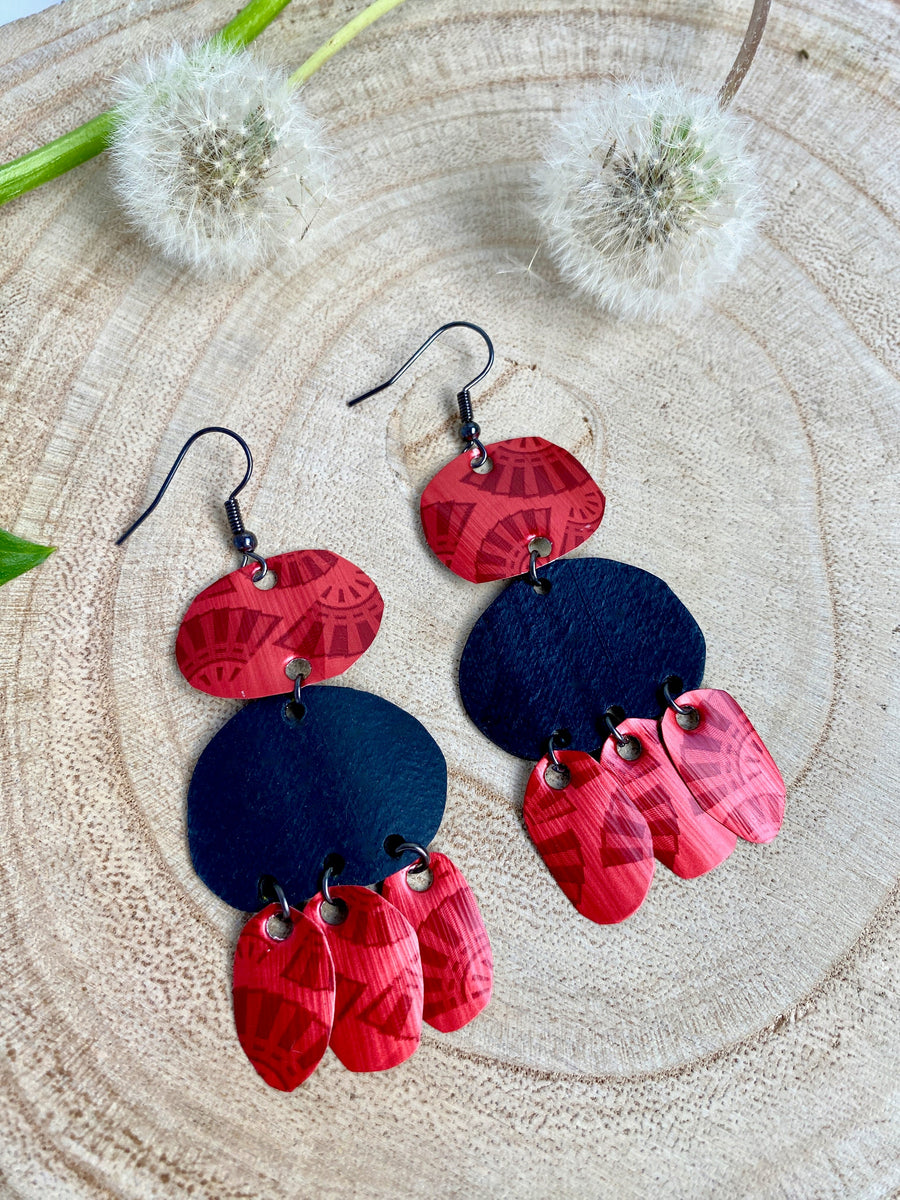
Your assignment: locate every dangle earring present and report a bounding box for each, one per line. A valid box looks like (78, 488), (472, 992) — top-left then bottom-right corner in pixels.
(117, 426), (492, 1091)
(348, 325), (785, 927)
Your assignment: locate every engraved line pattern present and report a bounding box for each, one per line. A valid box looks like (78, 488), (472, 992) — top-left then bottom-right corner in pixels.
(304, 886), (424, 1073)
(523, 750), (655, 925)
(232, 904), (335, 1092)
(660, 688), (786, 843)
(599, 718), (737, 879)
(175, 549), (384, 699)
(382, 852), (493, 1032)
(420, 437), (605, 582)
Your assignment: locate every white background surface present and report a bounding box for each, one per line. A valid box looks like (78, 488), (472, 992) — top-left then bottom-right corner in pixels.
(1, 0), (62, 23)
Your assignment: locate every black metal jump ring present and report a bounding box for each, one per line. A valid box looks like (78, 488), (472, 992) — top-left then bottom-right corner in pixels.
(526, 549), (544, 588)
(604, 710), (629, 747)
(392, 840), (431, 874)
(242, 549), (268, 582)
(321, 864), (337, 905)
(258, 875), (291, 922)
(468, 438), (488, 470)
(547, 732), (564, 767)
(662, 677), (694, 716)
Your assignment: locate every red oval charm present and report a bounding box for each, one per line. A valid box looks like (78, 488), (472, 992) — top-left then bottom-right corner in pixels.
(175, 549), (384, 698)
(420, 437), (605, 583)
(524, 750), (655, 924)
(599, 718), (737, 879)
(382, 852), (493, 1032)
(232, 903), (335, 1091)
(660, 688), (785, 844)
(304, 886), (424, 1073)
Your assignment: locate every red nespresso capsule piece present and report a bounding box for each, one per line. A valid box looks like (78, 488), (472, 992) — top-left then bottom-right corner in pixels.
(660, 688), (785, 843)
(304, 886), (424, 1073)
(523, 750), (655, 924)
(420, 437), (605, 583)
(176, 549), (384, 699)
(381, 852), (493, 1032)
(232, 903), (335, 1091)
(599, 719), (737, 878)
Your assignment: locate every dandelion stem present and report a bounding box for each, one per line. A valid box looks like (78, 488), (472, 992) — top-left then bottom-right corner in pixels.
(0, 112), (116, 206)
(216, 0), (292, 51)
(0, 0), (400, 208)
(718, 0), (772, 108)
(289, 0), (408, 86)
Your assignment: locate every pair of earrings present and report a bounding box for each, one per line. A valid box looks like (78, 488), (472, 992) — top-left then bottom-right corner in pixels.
(117, 426), (492, 1092)
(118, 321), (785, 1089)
(349, 322), (786, 928)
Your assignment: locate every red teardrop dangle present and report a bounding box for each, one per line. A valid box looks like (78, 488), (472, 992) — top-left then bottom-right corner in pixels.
(523, 750), (655, 924)
(599, 719), (737, 878)
(232, 902), (335, 1091)
(420, 437), (605, 583)
(304, 886), (424, 1073)
(176, 549), (384, 699)
(381, 852), (493, 1032)
(660, 688), (785, 843)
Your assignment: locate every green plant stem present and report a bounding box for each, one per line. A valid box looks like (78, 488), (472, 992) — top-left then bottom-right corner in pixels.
(0, 0), (291, 208)
(216, 0), (292, 50)
(289, 0), (407, 86)
(0, 112), (116, 206)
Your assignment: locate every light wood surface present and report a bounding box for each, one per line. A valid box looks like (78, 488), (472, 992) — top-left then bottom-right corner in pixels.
(1, 0), (899, 1196)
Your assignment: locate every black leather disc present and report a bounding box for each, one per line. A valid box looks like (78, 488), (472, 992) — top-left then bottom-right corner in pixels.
(458, 557), (706, 760)
(188, 685), (447, 911)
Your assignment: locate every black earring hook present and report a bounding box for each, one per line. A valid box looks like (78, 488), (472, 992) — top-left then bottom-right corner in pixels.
(346, 322), (494, 468)
(115, 427), (267, 580)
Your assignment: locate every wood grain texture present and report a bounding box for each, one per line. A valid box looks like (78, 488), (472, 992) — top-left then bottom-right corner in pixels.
(1, 0), (899, 1195)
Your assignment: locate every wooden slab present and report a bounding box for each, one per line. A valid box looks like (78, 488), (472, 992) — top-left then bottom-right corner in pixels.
(0, 0), (898, 1195)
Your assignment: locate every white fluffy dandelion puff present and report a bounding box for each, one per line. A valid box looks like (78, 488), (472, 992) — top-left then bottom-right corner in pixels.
(535, 82), (760, 321)
(109, 43), (329, 277)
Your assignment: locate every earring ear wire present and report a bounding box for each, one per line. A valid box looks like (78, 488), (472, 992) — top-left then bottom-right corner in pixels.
(115, 425), (266, 577)
(347, 322), (494, 468)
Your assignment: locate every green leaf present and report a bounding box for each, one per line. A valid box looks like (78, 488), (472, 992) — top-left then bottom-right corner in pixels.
(0, 528), (55, 587)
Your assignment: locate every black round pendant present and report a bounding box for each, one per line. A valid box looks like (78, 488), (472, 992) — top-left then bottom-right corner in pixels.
(458, 557), (706, 760)
(188, 685), (447, 911)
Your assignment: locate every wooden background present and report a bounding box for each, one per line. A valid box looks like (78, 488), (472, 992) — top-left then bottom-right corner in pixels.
(1, 0), (899, 1195)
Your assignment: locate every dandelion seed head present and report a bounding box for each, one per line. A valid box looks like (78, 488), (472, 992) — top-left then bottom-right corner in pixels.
(109, 43), (329, 277)
(535, 81), (760, 320)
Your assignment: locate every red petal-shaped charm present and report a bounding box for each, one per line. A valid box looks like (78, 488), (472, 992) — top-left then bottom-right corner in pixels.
(599, 719), (737, 879)
(232, 903), (335, 1091)
(381, 852), (493, 1032)
(523, 750), (655, 924)
(176, 549), (384, 699)
(420, 437), (605, 582)
(304, 886), (423, 1073)
(660, 689), (785, 843)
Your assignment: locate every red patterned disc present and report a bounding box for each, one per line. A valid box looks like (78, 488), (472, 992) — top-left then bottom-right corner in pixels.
(304, 886), (424, 1073)
(420, 437), (605, 583)
(381, 852), (493, 1032)
(232, 903), (335, 1092)
(660, 688), (785, 844)
(175, 549), (384, 699)
(599, 719), (737, 879)
(523, 750), (655, 924)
